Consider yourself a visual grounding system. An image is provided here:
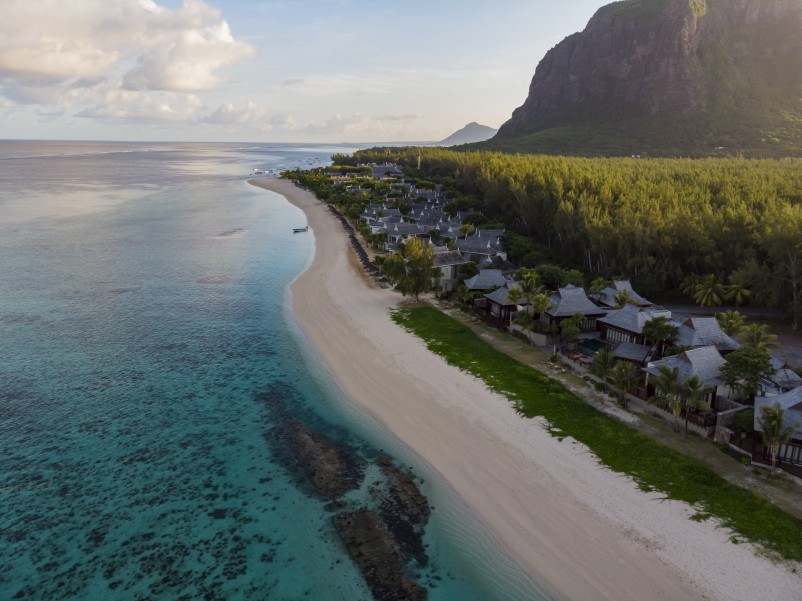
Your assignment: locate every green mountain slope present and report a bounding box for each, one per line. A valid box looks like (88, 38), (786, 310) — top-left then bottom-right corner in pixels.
(486, 0), (802, 157)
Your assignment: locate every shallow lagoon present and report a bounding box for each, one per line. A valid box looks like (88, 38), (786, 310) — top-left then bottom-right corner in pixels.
(0, 142), (548, 600)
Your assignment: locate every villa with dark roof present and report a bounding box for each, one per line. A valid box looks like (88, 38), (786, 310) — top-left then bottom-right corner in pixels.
(464, 269), (507, 292)
(432, 247), (471, 293)
(674, 317), (740, 354)
(643, 346), (728, 408)
(753, 387), (802, 468)
(597, 305), (673, 346)
(763, 358), (802, 396)
(543, 285), (607, 332)
(455, 235), (506, 263)
(596, 280), (654, 309)
(384, 223), (429, 250)
(436, 222), (461, 240)
(473, 228), (505, 240)
(484, 283), (525, 328)
(477, 255), (518, 276)
(361, 162), (403, 178)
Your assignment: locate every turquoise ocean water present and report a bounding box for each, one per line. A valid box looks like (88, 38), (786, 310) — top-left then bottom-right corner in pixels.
(0, 141), (550, 600)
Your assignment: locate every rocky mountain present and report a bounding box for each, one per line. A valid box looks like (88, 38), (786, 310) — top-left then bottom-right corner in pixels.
(491, 0), (802, 157)
(438, 122), (498, 146)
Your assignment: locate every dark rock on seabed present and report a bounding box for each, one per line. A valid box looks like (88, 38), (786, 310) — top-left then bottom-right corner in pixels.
(379, 458), (431, 564)
(333, 509), (427, 601)
(258, 385), (431, 599)
(284, 418), (365, 499)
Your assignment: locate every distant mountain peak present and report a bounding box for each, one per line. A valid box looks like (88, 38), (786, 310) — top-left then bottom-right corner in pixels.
(439, 122), (498, 146)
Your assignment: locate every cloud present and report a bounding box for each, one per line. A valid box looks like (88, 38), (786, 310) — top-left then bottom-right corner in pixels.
(0, 0), (254, 111)
(203, 101), (269, 125)
(302, 113), (418, 138)
(270, 113), (297, 130)
(121, 2), (255, 92)
(74, 89), (204, 122)
(283, 72), (406, 97)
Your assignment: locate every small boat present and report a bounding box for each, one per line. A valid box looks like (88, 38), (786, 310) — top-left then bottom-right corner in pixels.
(293, 226), (309, 233)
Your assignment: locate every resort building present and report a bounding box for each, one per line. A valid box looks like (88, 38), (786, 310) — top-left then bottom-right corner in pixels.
(753, 387), (802, 470)
(762, 358), (802, 396)
(464, 269), (508, 292)
(432, 247), (471, 294)
(595, 280), (654, 309)
(643, 345), (728, 408)
(543, 285), (607, 332)
(674, 317), (740, 354)
(455, 233), (506, 263)
(597, 305), (672, 346)
(484, 283), (525, 329)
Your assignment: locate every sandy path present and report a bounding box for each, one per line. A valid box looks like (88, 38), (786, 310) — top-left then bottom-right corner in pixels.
(251, 178), (801, 601)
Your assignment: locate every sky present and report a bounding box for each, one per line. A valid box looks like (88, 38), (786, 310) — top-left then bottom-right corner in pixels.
(0, 0), (609, 143)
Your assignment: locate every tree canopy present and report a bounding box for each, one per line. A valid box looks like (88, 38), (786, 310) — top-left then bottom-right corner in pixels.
(721, 347), (776, 401)
(347, 147), (802, 327)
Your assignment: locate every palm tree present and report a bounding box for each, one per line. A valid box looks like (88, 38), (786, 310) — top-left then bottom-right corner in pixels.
(756, 402), (797, 471)
(515, 292), (552, 345)
(642, 316), (678, 358)
(610, 361), (638, 407)
(650, 365), (682, 432)
(679, 375), (705, 437)
(529, 292), (552, 316)
(693, 274), (726, 307)
(518, 272), (541, 310)
(612, 288), (637, 308)
(724, 272), (752, 308)
(740, 323), (780, 352)
(455, 284), (471, 305)
(506, 286), (522, 307)
(716, 310), (746, 337)
(506, 286), (522, 326)
(680, 274), (702, 299)
(589, 349), (616, 393)
(513, 310), (537, 345)
(459, 223), (474, 239)
(588, 276), (608, 302)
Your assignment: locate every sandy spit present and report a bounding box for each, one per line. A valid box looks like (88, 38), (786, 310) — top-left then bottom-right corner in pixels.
(250, 178), (801, 601)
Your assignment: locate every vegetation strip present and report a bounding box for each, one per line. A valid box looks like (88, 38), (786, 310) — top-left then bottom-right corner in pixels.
(392, 305), (802, 562)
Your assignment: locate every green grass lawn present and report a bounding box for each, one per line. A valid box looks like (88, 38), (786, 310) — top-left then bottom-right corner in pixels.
(392, 305), (802, 562)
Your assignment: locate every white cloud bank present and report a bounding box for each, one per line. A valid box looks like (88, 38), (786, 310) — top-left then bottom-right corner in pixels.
(0, 0), (254, 123)
(302, 113), (419, 139)
(203, 101), (268, 125)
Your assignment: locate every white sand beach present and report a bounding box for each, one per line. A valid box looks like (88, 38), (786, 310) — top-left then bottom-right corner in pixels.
(251, 178), (801, 601)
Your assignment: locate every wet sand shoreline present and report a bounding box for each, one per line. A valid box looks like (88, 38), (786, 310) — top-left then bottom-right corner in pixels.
(250, 177), (801, 601)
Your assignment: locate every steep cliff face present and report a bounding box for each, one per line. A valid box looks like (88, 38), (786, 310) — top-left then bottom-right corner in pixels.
(495, 0), (802, 155)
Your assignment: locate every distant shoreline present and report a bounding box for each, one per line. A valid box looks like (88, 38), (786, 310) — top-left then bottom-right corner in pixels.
(248, 177), (802, 601)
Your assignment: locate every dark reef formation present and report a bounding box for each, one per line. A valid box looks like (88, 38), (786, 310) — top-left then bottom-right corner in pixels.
(333, 509), (427, 601)
(260, 383), (432, 600)
(379, 459), (432, 564)
(285, 418), (365, 499)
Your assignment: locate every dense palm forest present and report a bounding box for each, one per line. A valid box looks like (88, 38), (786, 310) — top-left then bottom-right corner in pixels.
(338, 148), (802, 328)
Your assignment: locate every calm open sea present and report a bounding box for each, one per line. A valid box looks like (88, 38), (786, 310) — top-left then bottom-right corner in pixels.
(0, 141), (549, 600)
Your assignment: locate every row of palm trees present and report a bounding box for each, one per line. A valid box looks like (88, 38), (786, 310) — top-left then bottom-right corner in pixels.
(587, 350), (638, 407)
(587, 348), (703, 437)
(715, 311), (780, 351)
(649, 367), (705, 437)
(504, 271), (645, 345)
(590, 350), (797, 471)
(682, 273), (751, 307)
(490, 275), (797, 472)
(505, 271), (554, 341)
